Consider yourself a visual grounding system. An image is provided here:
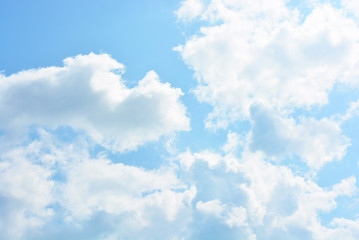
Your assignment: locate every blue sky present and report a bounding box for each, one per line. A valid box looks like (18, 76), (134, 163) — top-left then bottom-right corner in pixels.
(1, 0), (359, 239)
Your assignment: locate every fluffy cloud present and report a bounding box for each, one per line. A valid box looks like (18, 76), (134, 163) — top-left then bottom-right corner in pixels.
(249, 105), (350, 170)
(0, 132), (60, 239)
(242, 157), (357, 240)
(196, 199), (248, 229)
(340, 98), (359, 121)
(0, 147), (54, 239)
(176, 0), (359, 128)
(0, 131), (197, 240)
(194, 151), (357, 239)
(328, 218), (359, 240)
(0, 53), (190, 152)
(342, 0), (359, 18)
(58, 157), (197, 240)
(196, 199), (226, 217)
(175, 131), (358, 240)
(176, 0), (204, 21)
(61, 158), (196, 222)
(2, 0), (359, 239)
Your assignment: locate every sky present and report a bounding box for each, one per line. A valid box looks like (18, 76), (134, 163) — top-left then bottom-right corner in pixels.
(1, 0), (359, 239)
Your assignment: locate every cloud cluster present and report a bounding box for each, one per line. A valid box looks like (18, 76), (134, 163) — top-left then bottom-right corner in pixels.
(0, 53), (190, 152)
(174, 0), (359, 238)
(0, 143), (54, 239)
(249, 105), (350, 170)
(0, 131), (196, 240)
(1, 0), (359, 239)
(0, 53), (195, 239)
(176, 133), (358, 240)
(176, 0), (359, 128)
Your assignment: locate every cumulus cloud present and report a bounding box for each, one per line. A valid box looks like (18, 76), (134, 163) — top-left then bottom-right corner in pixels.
(2, 0), (359, 239)
(174, 3), (359, 237)
(196, 199), (226, 217)
(0, 131), (197, 240)
(0, 145), (54, 239)
(340, 98), (359, 121)
(239, 151), (357, 231)
(249, 104), (350, 170)
(329, 218), (359, 240)
(176, 0), (359, 128)
(61, 158), (196, 222)
(176, 0), (204, 21)
(196, 199), (248, 229)
(0, 53), (190, 152)
(176, 147), (240, 172)
(176, 140), (358, 239)
(224, 206), (248, 228)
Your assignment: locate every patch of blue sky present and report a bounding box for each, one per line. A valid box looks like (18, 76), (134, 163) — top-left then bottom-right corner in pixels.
(0, 0), (193, 92)
(176, 106), (230, 153)
(189, 217), (248, 240)
(317, 147), (359, 188)
(286, 0), (314, 21)
(51, 164), (68, 183)
(272, 154), (312, 177)
(102, 141), (168, 169)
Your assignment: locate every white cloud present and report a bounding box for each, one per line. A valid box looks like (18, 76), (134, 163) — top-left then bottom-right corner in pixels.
(222, 131), (243, 154)
(176, 0), (359, 128)
(239, 151), (357, 231)
(1, 126), (355, 239)
(196, 199), (249, 230)
(1, 1), (359, 239)
(332, 176), (357, 197)
(328, 218), (359, 240)
(249, 105), (350, 170)
(340, 98), (359, 121)
(176, 0), (204, 21)
(176, 146), (240, 172)
(196, 199), (226, 217)
(176, 131), (242, 172)
(58, 152), (197, 239)
(175, 135), (358, 239)
(176, 148), (223, 170)
(342, 0), (359, 18)
(0, 130), (197, 240)
(225, 206), (248, 228)
(174, 2), (359, 237)
(0, 53), (190, 152)
(179, 106), (350, 172)
(0, 140), (55, 239)
(61, 157), (196, 223)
